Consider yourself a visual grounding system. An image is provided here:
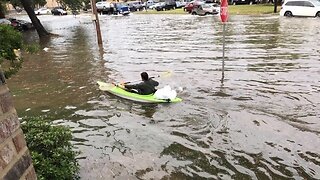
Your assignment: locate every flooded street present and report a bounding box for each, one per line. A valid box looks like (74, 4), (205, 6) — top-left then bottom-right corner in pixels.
(7, 14), (320, 179)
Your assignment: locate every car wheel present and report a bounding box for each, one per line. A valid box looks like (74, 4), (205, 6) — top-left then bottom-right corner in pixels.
(284, 11), (293, 17)
(316, 12), (320, 17)
(192, 12), (196, 15)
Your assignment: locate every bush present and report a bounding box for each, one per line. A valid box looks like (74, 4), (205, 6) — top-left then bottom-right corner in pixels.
(21, 117), (80, 180)
(0, 25), (23, 78)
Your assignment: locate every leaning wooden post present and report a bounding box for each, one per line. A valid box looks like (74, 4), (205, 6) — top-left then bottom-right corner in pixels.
(91, 0), (103, 46)
(220, 0), (229, 83)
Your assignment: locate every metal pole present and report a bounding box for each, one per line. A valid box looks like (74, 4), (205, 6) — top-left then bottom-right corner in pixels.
(221, 23), (226, 83)
(91, 0), (103, 45)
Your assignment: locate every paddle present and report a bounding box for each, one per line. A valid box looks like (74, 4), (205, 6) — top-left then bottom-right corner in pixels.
(123, 71), (172, 85)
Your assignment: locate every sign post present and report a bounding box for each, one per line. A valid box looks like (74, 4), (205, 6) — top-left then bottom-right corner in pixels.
(220, 0), (228, 83)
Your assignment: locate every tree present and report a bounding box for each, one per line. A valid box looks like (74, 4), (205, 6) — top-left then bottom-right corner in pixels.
(60, 0), (83, 12)
(0, 0), (49, 38)
(20, 0), (50, 37)
(10, 0), (47, 9)
(0, 2), (6, 18)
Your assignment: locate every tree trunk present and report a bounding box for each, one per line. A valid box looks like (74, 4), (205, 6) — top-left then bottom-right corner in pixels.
(274, 0), (277, 13)
(20, 0), (50, 38)
(0, 3), (6, 18)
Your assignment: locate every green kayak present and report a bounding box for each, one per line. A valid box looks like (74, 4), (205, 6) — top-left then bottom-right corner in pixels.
(97, 81), (182, 103)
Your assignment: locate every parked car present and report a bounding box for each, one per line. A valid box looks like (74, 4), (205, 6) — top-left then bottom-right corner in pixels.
(8, 18), (34, 31)
(127, 1), (144, 11)
(83, 3), (92, 11)
(155, 0), (176, 11)
(176, 1), (188, 8)
(0, 18), (11, 25)
(149, 2), (162, 9)
(230, 0), (259, 5)
(114, 3), (130, 15)
(34, 7), (50, 15)
(96, 1), (112, 10)
(51, 7), (67, 15)
(143, 0), (155, 8)
(280, 0), (320, 17)
(184, 1), (204, 13)
(191, 3), (219, 15)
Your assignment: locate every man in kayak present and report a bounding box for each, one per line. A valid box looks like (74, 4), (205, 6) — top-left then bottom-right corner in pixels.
(119, 72), (159, 95)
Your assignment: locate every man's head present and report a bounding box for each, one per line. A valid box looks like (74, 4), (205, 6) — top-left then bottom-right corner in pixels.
(141, 72), (149, 81)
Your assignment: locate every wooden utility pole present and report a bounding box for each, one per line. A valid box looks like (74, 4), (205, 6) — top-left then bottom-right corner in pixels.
(91, 0), (103, 45)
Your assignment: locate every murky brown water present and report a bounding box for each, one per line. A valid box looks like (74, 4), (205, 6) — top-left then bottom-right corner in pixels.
(8, 14), (320, 179)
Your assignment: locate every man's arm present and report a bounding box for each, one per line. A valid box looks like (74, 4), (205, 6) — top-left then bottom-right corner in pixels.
(124, 82), (143, 89)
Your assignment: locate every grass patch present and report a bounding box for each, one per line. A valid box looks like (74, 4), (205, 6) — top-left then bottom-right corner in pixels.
(229, 4), (279, 15)
(135, 4), (279, 15)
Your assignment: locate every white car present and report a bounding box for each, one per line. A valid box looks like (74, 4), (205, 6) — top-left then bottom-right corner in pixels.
(96, 1), (112, 10)
(34, 7), (50, 15)
(149, 2), (162, 9)
(0, 18), (11, 25)
(280, 0), (320, 17)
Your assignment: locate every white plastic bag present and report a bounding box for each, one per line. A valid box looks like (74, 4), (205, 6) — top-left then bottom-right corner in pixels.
(154, 85), (177, 100)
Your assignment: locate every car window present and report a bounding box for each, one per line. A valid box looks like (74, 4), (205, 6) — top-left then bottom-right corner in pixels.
(303, 1), (314, 6)
(285, 1), (303, 6)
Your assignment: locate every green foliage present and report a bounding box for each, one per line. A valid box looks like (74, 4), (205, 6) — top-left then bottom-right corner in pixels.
(0, 25), (23, 78)
(23, 43), (40, 54)
(9, 0), (47, 9)
(0, 2), (7, 18)
(59, 0), (83, 11)
(21, 117), (80, 180)
(9, 0), (22, 9)
(0, 25), (40, 78)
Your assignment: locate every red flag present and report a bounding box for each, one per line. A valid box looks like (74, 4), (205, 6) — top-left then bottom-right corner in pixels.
(220, 0), (228, 23)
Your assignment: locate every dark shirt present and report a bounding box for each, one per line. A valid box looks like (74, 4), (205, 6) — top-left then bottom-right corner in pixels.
(124, 78), (159, 95)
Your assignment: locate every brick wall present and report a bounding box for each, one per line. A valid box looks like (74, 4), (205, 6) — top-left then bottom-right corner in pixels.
(0, 83), (37, 180)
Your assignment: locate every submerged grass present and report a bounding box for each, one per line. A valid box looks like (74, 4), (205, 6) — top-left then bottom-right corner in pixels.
(135, 4), (279, 15)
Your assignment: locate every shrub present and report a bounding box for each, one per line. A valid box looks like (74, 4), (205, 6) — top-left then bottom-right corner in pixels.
(21, 117), (80, 180)
(0, 25), (23, 78)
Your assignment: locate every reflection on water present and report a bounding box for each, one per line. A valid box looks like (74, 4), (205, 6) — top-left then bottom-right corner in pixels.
(8, 14), (320, 179)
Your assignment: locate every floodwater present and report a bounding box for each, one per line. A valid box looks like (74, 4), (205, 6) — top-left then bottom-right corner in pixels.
(7, 14), (320, 179)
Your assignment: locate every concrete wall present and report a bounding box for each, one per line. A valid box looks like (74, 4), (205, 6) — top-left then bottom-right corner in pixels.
(0, 78), (37, 180)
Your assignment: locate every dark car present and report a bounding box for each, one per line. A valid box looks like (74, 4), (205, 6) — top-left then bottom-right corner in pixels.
(114, 3), (130, 15)
(127, 1), (144, 11)
(8, 18), (34, 31)
(51, 7), (68, 15)
(83, 3), (92, 11)
(155, 0), (176, 11)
